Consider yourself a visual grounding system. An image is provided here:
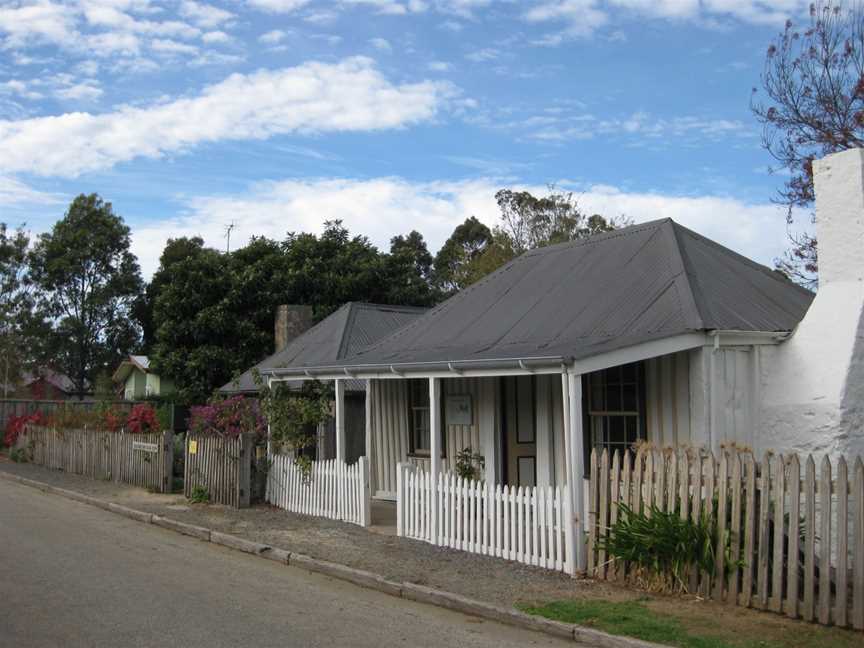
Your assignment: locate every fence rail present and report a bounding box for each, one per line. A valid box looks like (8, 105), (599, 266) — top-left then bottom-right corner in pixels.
(588, 447), (864, 632)
(19, 425), (173, 492)
(184, 433), (253, 508)
(266, 454), (370, 527)
(397, 463), (574, 574)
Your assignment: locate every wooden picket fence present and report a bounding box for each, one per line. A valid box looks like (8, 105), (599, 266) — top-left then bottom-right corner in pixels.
(184, 433), (254, 508)
(588, 446), (864, 631)
(19, 425), (173, 492)
(266, 454), (370, 527)
(397, 463), (574, 574)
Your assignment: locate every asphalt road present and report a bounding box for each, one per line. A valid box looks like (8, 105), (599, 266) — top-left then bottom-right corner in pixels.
(0, 480), (574, 648)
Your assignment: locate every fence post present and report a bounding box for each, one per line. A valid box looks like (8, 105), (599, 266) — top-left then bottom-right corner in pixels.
(396, 462), (405, 536)
(563, 483), (577, 576)
(161, 429), (174, 493)
(359, 456), (371, 527)
(237, 433), (254, 508)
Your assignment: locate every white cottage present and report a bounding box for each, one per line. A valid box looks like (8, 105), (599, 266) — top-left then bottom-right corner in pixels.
(263, 149), (864, 571)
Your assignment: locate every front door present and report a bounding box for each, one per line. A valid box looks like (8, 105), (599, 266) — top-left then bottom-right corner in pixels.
(502, 376), (536, 488)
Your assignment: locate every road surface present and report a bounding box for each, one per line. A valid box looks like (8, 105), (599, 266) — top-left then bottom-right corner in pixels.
(0, 479), (574, 648)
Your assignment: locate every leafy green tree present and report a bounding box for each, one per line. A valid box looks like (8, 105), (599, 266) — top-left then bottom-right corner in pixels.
(149, 241), (232, 404)
(0, 224), (40, 396)
(384, 230), (438, 305)
(495, 187), (621, 255)
(29, 195), (143, 398)
(432, 216), (493, 294)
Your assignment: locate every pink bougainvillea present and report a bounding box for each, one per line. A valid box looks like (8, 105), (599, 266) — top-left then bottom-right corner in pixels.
(188, 396), (265, 439)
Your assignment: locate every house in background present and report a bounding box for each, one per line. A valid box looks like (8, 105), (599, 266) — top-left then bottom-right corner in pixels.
(6, 368), (83, 400)
(113, 355), (174, 400)
(223, 302), (426, 461)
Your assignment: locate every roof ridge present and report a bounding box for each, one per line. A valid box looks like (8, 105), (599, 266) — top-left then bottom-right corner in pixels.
(522, 217), (671, 257)
(335, 303), (357, 360)
(664, 221), (706, 330)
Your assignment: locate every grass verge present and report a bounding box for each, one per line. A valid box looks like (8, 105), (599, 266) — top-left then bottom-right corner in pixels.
(518, 599), (861, 648)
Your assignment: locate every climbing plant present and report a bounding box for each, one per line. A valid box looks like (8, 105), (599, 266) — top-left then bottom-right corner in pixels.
(253, 370), (333, 474)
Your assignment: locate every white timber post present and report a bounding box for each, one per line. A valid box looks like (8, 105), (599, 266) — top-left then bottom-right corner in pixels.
(563, 370), (587, 573)
(365, 378), (375, 495)
(429, 377), (442, 545)
(335, 378), (346, 462)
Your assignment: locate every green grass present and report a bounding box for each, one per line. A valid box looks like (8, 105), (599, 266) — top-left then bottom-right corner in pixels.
(518, 600), (762, 648)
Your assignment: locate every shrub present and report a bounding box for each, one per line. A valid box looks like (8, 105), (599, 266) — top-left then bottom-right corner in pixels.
(597, 503), (740, 593)
(454, 447), (485, 481)
(126, 403), (159, 434)
(189, 485), (209, 504)
(188, 395), (265, 439)
(3, 411), (48, 447)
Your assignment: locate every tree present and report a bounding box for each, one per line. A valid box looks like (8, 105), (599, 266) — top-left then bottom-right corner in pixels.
(495, 187), (621, 255)
(384, 231), (438, 305)
(432, 216), (494, 294)
(29, 194), (143, 398)
(751, 1), (864, 287)
(0, 224), (39, 396)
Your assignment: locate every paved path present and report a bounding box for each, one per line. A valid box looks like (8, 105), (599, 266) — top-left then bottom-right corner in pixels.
(0, 479), (574, 648)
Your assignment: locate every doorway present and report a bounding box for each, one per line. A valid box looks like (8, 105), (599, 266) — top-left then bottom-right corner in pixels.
(502, 375), (536, 488)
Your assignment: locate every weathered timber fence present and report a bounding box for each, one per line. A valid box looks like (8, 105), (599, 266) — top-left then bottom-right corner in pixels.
(184, 433), (253, 508)
(588, 447), (864, 631)
(19, 425), (173, 492)
(397, 463), (575, 574)
(266, 454), (370, 527)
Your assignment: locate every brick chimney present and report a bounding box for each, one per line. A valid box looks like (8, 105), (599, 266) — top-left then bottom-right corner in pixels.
(759, 148), (864, 458)
(274, 305), (314, 353)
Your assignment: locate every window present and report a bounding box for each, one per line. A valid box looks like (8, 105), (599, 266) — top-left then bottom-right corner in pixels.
(408, 379), (431, 455)
(587, 362), (644, 454)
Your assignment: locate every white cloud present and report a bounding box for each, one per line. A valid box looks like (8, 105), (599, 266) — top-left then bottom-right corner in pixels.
(369, 37), (392, 52)
(524, 0), (810, 42)
(54, 78), (104, 100)
(0, 1), (79, 49)
(465, 47), (500, 62)
(0, 57), (455, 177)
(258, 29), (286, 44)
(245, 0), (311, 13)
(179, 1), (234, 28)
(150, 37), (199, 54)
(0, 176), (63, 206)
(129, 174), (799, 278)
(201, 30), (231, 43)
(428, 60), (450, 71)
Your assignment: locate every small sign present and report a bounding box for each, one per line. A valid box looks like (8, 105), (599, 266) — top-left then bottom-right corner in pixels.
(132, 441), (159, 453)
(188, 439), (198, 455)
(445, 394), (473, 426)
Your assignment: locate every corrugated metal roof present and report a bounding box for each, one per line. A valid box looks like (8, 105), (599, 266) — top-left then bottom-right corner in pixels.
(221, 303), (426, 393)
(326, 219), (814, 369)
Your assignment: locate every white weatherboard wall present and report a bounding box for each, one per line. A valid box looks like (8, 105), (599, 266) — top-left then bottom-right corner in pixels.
(760, 148), (864, 459)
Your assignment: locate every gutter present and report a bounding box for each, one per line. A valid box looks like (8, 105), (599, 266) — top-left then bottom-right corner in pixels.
(261, 355), (570, 379)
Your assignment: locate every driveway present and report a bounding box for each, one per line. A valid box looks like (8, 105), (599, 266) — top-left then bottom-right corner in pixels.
(0, 479), (572, 648)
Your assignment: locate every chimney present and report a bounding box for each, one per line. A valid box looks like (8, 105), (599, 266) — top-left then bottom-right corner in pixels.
(758, 148), (864, 459)
(813, 148), (864, 285)
(275, 305), (314, 353)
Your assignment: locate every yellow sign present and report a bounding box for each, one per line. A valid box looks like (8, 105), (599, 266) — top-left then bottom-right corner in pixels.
(189, 440), (198, 455)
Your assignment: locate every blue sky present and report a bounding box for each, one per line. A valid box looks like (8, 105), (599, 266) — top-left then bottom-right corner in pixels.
(0, 0), (814, 276)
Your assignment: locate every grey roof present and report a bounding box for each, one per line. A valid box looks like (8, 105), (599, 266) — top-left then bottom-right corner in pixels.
(221, 302), (427, 393)
(305, 219), (813, 371)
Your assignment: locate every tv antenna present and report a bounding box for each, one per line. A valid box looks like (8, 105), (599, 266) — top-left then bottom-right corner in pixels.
(224, 222), (235, 253)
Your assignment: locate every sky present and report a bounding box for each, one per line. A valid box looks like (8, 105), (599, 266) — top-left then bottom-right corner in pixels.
(0, 0), (817, 277)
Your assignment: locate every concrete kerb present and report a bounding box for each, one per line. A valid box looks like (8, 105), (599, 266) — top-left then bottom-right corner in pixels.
(0, 469), (669, 648)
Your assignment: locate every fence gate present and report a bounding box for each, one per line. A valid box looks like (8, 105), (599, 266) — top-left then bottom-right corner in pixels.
(266, 454), (370, 527)
(184, 433), (254, 508)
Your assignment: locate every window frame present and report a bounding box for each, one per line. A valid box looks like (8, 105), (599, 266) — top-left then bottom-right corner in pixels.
(406, 378), (446, 458)
(583, 362), (646, 458)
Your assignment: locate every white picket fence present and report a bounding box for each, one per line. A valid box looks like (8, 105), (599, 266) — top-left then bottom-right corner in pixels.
(266, 454), (371, 527)
(396, 463), (575, 574)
